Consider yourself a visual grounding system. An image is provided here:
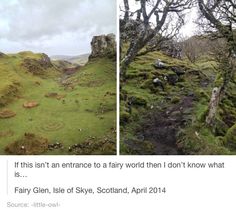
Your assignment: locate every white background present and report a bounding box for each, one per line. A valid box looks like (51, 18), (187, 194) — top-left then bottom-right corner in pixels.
(0, 156), (235, 209)
(1, 2), (235, 209)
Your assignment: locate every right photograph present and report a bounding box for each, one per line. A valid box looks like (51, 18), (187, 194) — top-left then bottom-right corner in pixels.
(120, 0), (236, 155)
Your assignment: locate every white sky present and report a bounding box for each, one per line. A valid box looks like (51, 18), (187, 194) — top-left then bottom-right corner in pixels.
(0, 0), (116, 56)
(179, 7), (198, 38)
(119, 0), (198, 38)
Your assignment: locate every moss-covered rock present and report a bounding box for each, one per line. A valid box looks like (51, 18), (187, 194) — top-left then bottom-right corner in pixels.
(166, 72), (179, 85)
(225, 124), (236, 149)
(130, 95), (147, 106)
(120, 111), (131, 123)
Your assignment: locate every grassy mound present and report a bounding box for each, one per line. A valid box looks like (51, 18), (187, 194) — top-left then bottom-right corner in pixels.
(0, 51), (58, 107)
(0, 109), (16, 118)
(5, 133), (48, 155)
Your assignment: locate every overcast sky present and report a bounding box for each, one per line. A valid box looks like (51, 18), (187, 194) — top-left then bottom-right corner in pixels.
(0, 0), (116, 56)
(119, 0), (198, 38)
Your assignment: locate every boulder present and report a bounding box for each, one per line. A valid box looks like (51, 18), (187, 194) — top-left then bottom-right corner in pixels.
(39, 53), (53, 68)
(89, 34), (116, 59)
(153, 78), (164, 90)
(153, 59), (167, 69)
(166, 73), (179, 85)
(171, 67), (185, 76)
(23, 101), (39, 108)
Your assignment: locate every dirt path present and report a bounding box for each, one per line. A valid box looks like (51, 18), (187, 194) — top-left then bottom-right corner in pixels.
(135, 96), (194, 155)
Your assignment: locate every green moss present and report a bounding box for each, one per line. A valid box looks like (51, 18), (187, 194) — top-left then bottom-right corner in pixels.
(215, 117), (228, 136)
(225, 124), (236, 149)
(195, 89), (209, 101)
(130, 95), (147, 106)
(177, 126), (230, 155)
(214, 74), (224, 87)
(171, 96), (180, 104)
(120, 111), (131, 123)
(194, 103), (208, 122)
(140, 79), (153, 89)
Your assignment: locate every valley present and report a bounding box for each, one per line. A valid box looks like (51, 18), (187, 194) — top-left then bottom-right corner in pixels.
(0, 35), (116, 155)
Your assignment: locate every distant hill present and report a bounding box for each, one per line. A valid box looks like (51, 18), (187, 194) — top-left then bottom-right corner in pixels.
(51, 53), (89, 66)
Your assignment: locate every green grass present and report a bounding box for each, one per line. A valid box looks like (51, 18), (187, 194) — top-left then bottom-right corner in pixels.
(0, 53), (116, 155)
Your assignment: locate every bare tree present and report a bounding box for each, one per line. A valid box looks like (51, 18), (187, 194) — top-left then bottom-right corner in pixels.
(138, 18), (184, 57)
(181, 35), (211, 63)
(120, 0), (192, 80)
(123, 0), (130, 21)
(197, 0), (236, 127)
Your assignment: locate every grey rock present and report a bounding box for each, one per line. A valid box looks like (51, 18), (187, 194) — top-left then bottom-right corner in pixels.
(166, 74), (178, 85)
(153, 59), (166, 69)
(89, 34), (116, 59)
(153, 78), (164, 90)
(188, 92), (195, 97)
(171, 67), (185, 76)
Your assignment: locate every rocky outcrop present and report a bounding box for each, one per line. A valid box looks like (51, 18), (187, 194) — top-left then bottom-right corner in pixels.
(39, 53), (53, 68)
(22, 53), (53, 75)
(0, 52), (6, 58)
(89, 34), (116, 59)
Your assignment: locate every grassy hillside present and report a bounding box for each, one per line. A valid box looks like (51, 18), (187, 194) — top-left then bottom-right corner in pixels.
(0, 51), (116, 155)
(120, 49), (236, 155)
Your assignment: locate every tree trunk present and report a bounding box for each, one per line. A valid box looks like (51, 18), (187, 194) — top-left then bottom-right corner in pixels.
(120, 38), (151, 80)
(123, 0), (130, 21)
(120, 40), (141, 80)
(120, 29), (155, 80)
(205, 87), (222, 127)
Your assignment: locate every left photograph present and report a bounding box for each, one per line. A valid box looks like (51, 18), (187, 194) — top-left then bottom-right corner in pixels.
(0, 0), (117, 155)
